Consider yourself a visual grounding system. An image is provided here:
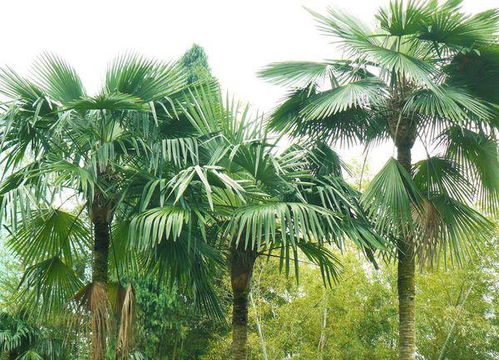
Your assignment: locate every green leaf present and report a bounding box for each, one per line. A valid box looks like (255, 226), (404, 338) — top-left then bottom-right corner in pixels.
(31, 53), (86, 104)
(438, 127), (499, 211)
(258, 61), (332, 87)
(227, 202), (339, 250)
(129, 206), (190, 250)
(16, 257), (83, 317)
(301, 79), (385, 119)
(413, 156), (474, 203)
(416, 195), (495, 267)
(7, 207), (90, 266)
(65, 93), (148, 111)
(362, 158), (423, 235)
(105, 53), (188, 102)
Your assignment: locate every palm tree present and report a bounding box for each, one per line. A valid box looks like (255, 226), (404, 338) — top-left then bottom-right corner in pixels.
(259, 1), (498, 359)
(129, 88), (384, 359)
(0, 52), (219, 359)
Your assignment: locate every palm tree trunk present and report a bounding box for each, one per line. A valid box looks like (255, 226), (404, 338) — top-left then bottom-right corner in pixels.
(397, 144), (416, 360)
(90, 195), (113, 360)
(230, 246), (257, 360)
(92, 221), (110, 283)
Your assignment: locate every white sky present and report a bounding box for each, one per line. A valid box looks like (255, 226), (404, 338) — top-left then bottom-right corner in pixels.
(1, 0), (496, 173)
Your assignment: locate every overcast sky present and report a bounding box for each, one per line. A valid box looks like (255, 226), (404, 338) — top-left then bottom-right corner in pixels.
(1, 0), (496, 171)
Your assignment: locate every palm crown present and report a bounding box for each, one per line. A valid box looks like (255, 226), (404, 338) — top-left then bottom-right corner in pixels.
(260, 0), (497, 263)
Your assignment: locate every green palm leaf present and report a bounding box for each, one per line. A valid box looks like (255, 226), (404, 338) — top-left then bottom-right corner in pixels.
(129, 206), (190, 250)
(416, 194), (494, 267)
(301, 79), (385, 119)
(362, 158), (423, 235)
(376, 0), (435, 37)
(403, 85), (493, 123)
(31, 53), (86, 104)
(65, 93), (148, 111)
(227, 202), (340, 250)
(105, 53), (188, 102)
(258, 61), (332, 87)
(15, 257), (83, 317)
(7, 207), (90, 266)
(413, 156), (474, 203)
(310, 7), (436, 85)
(438, 127), (499, 211)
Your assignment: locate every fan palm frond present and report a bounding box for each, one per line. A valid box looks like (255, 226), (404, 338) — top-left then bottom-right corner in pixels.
(438, 127), (499, 211)
(362, 158), (423, 235)
(301, 79), (385, 119)
(16, 257), (83, 317)
(258, 61), (333, 87)
(416, 194), (494, 267)
(7, 207), (90, 266)
(105, 53), (188, 102)
(31, 53), (86, 104)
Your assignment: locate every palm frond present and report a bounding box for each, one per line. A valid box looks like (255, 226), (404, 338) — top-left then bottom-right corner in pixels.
(268, 87), (373, 146)
(444, 44), (499, 104)
(0, 67), (45, 103)
(258, 61), (332, 87)
(376, 0), (435, 37)
(65, 93), (147, 111)
(437, 127), (499, 211)
(362, 157), (423, 235)
(105, 53), (188, 102)
(227, 202), (341, 250)
(15, 257), (83, 317)
(419, 6), (499, 49)
(7, 207), (90, 266)
(159, 137), (199, 167)
(416, 195), (495, 267)
(138, 224), (225, 319)
(310, 7), (436, 86)
(31, 53), (85, 104)
(167, 165), (245, 209)
(413, 156), (474, 204)
(404, 85), (493, 123)
(129, 206), (190, 250)
(301, 79), (385, 119)
(296, 242), (342, 286)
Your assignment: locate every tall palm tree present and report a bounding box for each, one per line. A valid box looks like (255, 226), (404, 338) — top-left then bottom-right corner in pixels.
(259, 1), (498, 359)
(129, 88), (384, 359)
(0, 52), (219, 359)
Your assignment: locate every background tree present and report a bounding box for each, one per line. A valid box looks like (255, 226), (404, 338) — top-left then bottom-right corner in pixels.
(260, 1), (498, 359)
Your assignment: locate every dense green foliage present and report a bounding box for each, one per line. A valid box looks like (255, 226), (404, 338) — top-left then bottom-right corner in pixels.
(131, 276), (228, 359)
(197, 243), (497, 360)
(0, 1), (497, 359)
(3, 241), (495, 359)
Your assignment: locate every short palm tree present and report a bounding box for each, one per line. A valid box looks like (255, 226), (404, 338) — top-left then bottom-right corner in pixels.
(129, 88), (384, 359)
(260, 1), (498, 359)
(0, 52), (219, 359)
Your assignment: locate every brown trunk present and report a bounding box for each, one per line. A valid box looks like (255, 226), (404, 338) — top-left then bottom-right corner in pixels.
(92, 221), (110, 284)
(397, 144), (416, 360)
(90, 194), (113, 360)
(230, 246), (257, 360)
